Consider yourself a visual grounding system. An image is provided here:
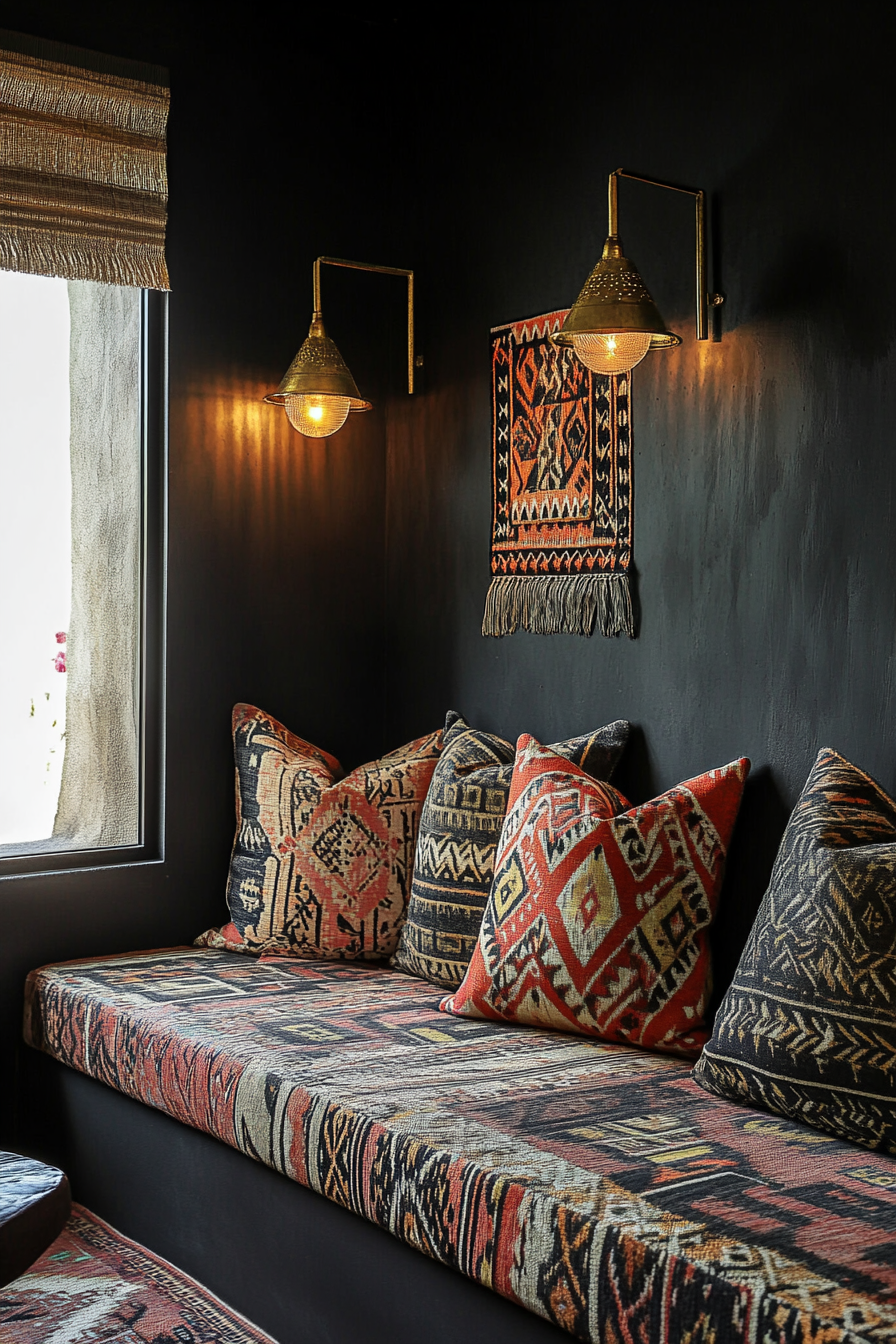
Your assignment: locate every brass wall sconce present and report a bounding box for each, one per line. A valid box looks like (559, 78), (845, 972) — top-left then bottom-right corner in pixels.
(552, 169), (723, 375)
(264, 256), (415, 438)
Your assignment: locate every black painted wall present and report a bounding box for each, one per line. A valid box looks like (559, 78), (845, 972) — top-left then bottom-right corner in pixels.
(383, 3), (896, 995)
(1, 1), (894, 1144)
(0, 3), (410, 1140)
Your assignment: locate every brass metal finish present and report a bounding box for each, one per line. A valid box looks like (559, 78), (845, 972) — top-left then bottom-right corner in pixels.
(264, 255), (416, 428)
(552, 235), (681, 351)
(263, 313), (370, 409)
(611, 170), (719, 340)
(696, 188), (707, 340)
(609, 170), (619, 235)
(554, 168), (722, 355)
(314, 256), (415, 395)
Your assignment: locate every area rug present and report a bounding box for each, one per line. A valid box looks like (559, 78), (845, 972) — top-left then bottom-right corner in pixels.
(0, 1204), (277, 1343)
(483, 309), (634, 638)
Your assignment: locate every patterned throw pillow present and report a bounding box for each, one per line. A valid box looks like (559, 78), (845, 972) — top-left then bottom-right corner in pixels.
(694, 748), (896, 1152)
(196, 704), (460, 961)
(441, 736), (750, 1057)
(390, 717), (629, 988)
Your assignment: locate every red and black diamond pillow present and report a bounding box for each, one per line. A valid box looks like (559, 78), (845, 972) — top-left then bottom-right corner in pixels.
(694, 748), (896, 1153)
(441, 735), (750, 1058)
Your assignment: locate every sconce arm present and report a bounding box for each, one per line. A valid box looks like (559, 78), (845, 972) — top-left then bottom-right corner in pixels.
(314, 256), (415, 393)
(608, 170), (722, 341)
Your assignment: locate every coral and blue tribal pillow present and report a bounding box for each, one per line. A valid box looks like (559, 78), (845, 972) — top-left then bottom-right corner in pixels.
(442, 736), (749, 1057)
(391, 717), (630, 988)
(196, 704), (463, 961)
(694, 748), (896, 1153)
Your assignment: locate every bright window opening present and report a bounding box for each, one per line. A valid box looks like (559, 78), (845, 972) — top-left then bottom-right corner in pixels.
(0, 272), (71, 845)
(0, 270), (143, 858)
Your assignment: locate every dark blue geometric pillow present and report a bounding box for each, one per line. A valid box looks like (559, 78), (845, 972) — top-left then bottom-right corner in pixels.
(694, 748), (896, 1153)
(391, 716), (630, 988)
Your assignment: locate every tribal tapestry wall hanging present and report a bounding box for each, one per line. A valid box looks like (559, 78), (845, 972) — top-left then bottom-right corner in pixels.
(482, 309), (634, 638)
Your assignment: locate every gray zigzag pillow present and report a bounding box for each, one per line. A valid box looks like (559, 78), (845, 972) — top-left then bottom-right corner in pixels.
(694, 747), (896, 1153)
(391, 713), (629, 988)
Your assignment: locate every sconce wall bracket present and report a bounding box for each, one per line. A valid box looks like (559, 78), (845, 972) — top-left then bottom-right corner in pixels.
(264, 256), (416, 434)
(312, 256), (416, 394)
(552, 169), (723, 368)
(608, 169), (722, 341)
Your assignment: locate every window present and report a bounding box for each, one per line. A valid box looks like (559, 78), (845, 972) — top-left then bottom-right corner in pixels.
(0, 33), (168, 875)
(0, 275), (166, 871)
(0, 273), (71, 848)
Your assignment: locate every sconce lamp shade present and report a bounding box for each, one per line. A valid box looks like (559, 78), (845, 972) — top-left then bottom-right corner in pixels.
(263, 313), (371, 438)
(552, 235), (681, 375)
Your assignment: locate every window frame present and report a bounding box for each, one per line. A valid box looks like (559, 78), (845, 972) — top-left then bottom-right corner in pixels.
(0, 289), (168, 879)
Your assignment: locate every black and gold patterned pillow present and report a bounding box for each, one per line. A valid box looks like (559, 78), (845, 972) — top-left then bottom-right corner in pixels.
(694, 748), (896, 1153)
(390, 716), (629, 988)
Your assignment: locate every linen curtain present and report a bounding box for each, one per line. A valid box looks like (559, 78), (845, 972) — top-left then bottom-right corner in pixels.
(51, 282), (142, 850)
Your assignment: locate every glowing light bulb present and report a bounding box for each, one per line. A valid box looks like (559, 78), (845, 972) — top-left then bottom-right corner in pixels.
(284, 393), (351, 438)
(571, 331), (652, 375)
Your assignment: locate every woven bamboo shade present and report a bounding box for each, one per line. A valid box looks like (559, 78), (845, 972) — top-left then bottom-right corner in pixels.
(0, 39), (169, 290)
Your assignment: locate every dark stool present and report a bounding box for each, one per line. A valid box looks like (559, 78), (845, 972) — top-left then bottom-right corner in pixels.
(0, 1150), (71, 1287)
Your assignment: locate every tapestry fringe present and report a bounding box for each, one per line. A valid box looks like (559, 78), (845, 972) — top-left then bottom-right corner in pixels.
(482, 574), (634, 639)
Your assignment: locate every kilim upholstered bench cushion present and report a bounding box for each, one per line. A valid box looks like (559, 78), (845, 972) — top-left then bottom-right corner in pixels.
(196, 705), (462, 961)
(23, 948), (896, 1343)
(694, 747), (896, 1154)
(442, 739), (750, 1057)
(391, 717), (629, 987)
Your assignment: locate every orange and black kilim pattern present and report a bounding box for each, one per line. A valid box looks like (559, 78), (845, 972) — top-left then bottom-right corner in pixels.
(26, 949), (896, 1342)
(695, 747), (896, 1153)
(489, 311), (631, 580)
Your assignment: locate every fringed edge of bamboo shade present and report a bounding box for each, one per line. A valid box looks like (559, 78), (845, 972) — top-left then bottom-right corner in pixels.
(0, 227), (169, 291)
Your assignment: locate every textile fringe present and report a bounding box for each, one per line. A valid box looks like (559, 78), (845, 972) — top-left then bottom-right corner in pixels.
(482, 574), (634, 639)
(0, 46), (169, 290)
(0, 228), (169, 290)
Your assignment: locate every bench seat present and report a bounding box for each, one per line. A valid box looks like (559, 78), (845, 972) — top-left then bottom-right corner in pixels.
(24, 947), (896, 1343)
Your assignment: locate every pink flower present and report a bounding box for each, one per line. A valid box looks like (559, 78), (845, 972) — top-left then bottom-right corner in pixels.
(54, 652), (66, 673)
(55, 631), (66, 644)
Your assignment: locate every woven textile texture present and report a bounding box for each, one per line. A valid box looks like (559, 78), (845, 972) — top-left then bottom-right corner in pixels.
(694, 747), (896, 1154)
(25, 949), (896, 1343)
(442, 738), (750, 1057)
(483, 310), (633, 638)
(391, 716), (630, 988)
(0, 44), (169, 289)
(2, 1204), (276, 1342)
(196, 704), (456, 961)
